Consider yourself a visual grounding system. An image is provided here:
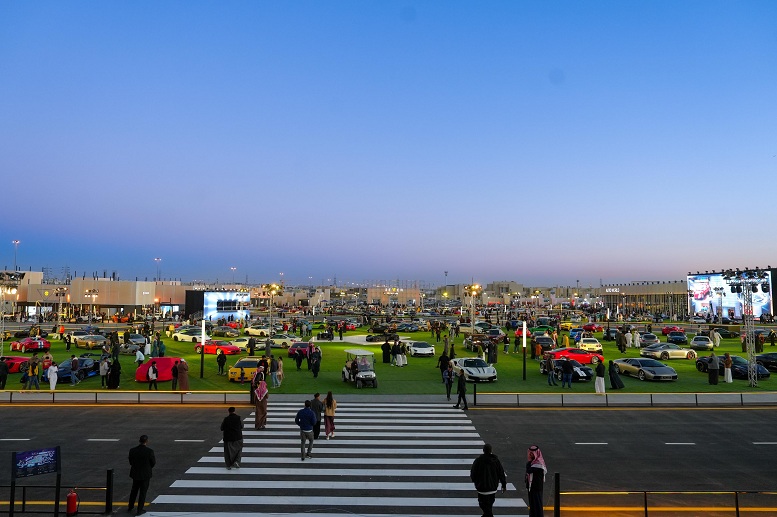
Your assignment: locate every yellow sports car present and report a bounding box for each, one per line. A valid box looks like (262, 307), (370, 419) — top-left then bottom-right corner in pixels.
(559, 322), (575, 331)
(228, 357), (263, 382)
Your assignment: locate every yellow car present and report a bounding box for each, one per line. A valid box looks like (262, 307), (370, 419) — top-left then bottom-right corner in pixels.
(559, 322), (575, 331)
(228, 356), (263, 382)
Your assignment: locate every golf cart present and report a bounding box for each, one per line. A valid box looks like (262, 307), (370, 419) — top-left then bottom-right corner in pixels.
(342, 348), (378, 389)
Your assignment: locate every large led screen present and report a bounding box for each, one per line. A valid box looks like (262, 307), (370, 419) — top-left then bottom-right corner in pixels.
(687, 273), (772, 319)
(203, 291), (250, 321)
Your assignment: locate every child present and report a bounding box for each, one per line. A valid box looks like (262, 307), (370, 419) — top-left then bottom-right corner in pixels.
(239, 368), (246, 384)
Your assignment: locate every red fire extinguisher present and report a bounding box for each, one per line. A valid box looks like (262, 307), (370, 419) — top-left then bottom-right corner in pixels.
(66, 487), (79, 516)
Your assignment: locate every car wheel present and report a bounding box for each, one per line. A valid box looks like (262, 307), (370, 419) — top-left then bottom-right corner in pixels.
(638, 370), (647, 381)
(373, 379), (378, 388)
(590, 356), (599, 364)
(556, 371), (563, 381)
(687, 351), (696, 360)
(696, 362), (706, 372)
(356, 379), (362, 389)
(19, 362), (29, 373)
(195, 346), (202, 354)
(661, 352), (669, 360)
(173, 336), (179, 341)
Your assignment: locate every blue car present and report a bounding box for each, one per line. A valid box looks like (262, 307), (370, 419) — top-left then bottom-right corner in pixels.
(569, 328), (584, 341)
(43, 357), (100, 383)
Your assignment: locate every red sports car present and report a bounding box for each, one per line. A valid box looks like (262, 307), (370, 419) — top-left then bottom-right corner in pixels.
(10, 337), (52, 353)
(194, 340), (241, 355)
(545, 347), (605, 365)
(225, 321), (241, 329)
(662, 325), (685, 335)
(135, 356), (183, 383)
(3, 356), (30, 373)
(514, 328), (533, 338)
(582, 323), (604, 332)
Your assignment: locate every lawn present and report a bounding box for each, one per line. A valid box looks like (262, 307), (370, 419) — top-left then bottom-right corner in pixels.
(10, 326), (775, 395)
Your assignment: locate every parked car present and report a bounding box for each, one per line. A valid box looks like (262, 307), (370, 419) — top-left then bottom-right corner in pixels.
(44, 356), (99, 382)
(245, 325), (272, 337)
(665, 332), (688, 345)
(3, 356), (29, 373)
(265, 333), (301, 348)
(602, 328), (619, 341)
(514, 327), (532, 338)
(125, 333), (148, 346)
(172, 329), (210, 343)
(10, 337), (51, 353)
(195, 340), (241, 355)
(756, 353), (777, 371)
(662, 325), (685, 335)
(119, 343), (141, 355)
(640, 343), (697, 360)
(696, 354), (770, 380)
(211, 326), (240, 338)
(569, 328), (584, 341)
(406, 341), (435, 357)
(613, 358), (678, 381)
(75, 335), (109, 350)
(639, 333), (661, 347)
(366, 333), (398, 343)
(135, 357), (182, 383)
(288, 342), (312, 358)
(545, 347), (604, 365)
(540, 358), (593, 382)
(578, 337), (603, 353)
(341, 349), (378, 388)
(451, 357), (497, 382)
(531, 335), (556, 354)
(703, 327), (738, 339)
(582, 323), (603, 333)
(690, 336), (714, 351)
(13, 326), (49, 339)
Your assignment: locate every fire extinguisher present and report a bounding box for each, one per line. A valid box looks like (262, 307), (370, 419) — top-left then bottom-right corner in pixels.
(66, 487), (79, 516)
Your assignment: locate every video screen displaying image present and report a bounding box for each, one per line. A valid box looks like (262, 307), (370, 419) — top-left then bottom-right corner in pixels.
(687, 273), (772, 319)
(204, 291), (250, 320)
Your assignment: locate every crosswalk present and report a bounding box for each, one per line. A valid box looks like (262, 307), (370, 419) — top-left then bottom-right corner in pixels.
(147, 402), (527, 516)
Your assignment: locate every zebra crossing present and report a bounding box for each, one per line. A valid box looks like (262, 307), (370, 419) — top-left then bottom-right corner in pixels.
(147, 402), (527, 516)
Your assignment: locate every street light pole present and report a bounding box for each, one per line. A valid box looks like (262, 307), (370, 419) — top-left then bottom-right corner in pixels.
(12, 240), (20, 271)
(230, 267), (237, 285)
(154, 257), (162, 282)
(85, 289), (99, 324)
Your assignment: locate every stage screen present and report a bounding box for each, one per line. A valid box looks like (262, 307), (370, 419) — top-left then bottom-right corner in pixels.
(203, 291), (250, 321)
(687, 272), (772, 319)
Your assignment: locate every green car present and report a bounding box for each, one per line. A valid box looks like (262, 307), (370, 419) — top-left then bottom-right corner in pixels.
(530, 325), (556, 335)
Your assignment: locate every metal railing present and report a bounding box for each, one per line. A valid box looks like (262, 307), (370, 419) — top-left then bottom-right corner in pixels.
(553, 473), (777, 516)
(2, 469), (113, 516)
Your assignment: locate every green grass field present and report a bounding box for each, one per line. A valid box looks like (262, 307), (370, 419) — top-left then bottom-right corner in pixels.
(11, 326), (775, 394)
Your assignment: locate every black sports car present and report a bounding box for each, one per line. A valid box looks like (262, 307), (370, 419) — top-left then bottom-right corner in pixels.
(540, 358), (593, 382)
(756, 353), (777, 372)
(696, 355), (770, 380)
(43, 357), (100, 382)
(366, 333), (398, 342)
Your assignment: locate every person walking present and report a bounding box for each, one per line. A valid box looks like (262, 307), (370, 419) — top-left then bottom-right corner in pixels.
(470, 443), (507, 517)
(221, 407), (244, 470)
(443, 363), (455, 401)
(545, 355), (558, 386)
(99, 357), (110, 388)
(69, 355), (80, 386)
(270, 355), (279, 387)
(324, 391), (337, 439)
(135, 348), (144, 368)
(608, 360), (625, 389)
(277, 357), (284, 387)
(454, 370), (468, 410)
(525, 445), (547, 517)
(25, 356), (41, 390)
(295, 400), (317, 460)
(147, 360), (158, 390)
(311, 392), (324, 439)
(437, 352), (450, 382)
(723, 352), (733, 383)
(178, 359), (190, 391)
(708, 351), (719, 385)
(47, 361), (59, 391)
(254, 379), (268, 429)
(128, 434), (156, 515)
(594, 360), (606, 394)
(310, 347), (322, 378)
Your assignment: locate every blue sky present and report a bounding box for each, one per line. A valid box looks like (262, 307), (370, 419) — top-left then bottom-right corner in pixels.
(1, 1), (776, 287)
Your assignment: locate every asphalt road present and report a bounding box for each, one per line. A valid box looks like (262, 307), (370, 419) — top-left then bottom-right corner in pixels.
(2, 403), (776, 515)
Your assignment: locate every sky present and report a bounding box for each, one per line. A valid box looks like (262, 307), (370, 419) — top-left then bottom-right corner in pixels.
(1, 1), (776, 288)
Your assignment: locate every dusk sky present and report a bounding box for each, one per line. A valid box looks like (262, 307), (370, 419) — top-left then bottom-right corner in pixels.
(2, 1), (776, 288)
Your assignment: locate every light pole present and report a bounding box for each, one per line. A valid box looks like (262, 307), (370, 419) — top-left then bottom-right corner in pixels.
(0, 272), (22, 356)
(55, 287), (68, 325)
(230, 267), (237, 285)
(85, 289), (98, 323)
(464, 283), (481, 324)
(12, 240), (20, 271)
(154, 257), (162, 282)
(713, 287), (725, 321)
(263, 283), (283, 339)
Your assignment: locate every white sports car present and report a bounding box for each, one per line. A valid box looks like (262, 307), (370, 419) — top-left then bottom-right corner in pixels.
(406, 341), (435, 357)
(451, 357), (497, 382)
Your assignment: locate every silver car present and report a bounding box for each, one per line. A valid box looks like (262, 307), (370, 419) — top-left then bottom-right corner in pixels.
(613, 358), (678, 381)
(640, 343), (697, 360)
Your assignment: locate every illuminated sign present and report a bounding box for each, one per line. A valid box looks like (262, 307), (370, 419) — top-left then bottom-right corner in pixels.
(605, 288), (620, 293)
(14, 447), (60, 478)
(687, 273), (772, 318)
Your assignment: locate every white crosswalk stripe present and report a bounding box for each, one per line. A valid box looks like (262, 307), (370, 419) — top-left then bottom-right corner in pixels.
(148, 402), (527, 516)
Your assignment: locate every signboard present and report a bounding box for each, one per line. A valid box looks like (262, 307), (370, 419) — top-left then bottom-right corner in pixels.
(13, 446), (60, 478)
(687, 272), (773, 319)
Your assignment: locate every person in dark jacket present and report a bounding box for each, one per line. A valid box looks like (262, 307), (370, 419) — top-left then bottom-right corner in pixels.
(311, 392), (324, 439)
(470, 443), (507, 517)
(128, 434), (156, 515)
(608, 360), (625, 389)
(454, 371), (468, 409)
(295, 400), (317, 461)
(220, 407), (244, 470)
(381, 340), (391, 363)
(560, 358), (574, 388)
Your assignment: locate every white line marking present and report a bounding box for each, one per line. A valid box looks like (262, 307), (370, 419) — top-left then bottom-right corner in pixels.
(753, 442), (777, 445)
(87, 438), (119, 442)
(207, 447), (483, 456)
(171, 480), (518, 491)
(185, 466), (469, 477)
(666, 442), (695, 445)
(152, 495), (527, 507)
(175, 439), (206, 443)
(231, 438), (483, 446)
(198, 456), (467, 465)
(0, 438), (30, 441)
(575, 442), (608, 445)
